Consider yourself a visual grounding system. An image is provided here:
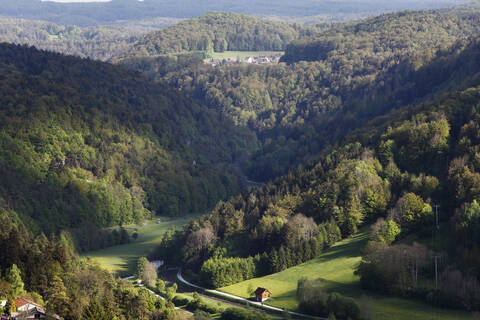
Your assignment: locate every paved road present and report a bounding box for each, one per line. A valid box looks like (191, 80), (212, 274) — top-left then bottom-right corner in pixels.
(121, 275), (193, 316)
(176, 269), (324, 320)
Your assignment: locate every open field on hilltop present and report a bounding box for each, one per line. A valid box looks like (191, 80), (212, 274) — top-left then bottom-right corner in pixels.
(83, 217), (193, 276)
(207, 51), (284, 60)
(220, 231), (472, 320)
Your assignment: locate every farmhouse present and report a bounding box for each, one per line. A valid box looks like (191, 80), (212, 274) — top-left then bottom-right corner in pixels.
(7, 298), (62, 320)
(254, 287), (272, 302)
(14, 298), (43, 312)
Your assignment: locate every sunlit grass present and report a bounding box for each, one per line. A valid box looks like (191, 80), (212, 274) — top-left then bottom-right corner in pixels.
(82, 218), (190, 276)
(220, 231), (472, 320)
(207, 51), (284, 60)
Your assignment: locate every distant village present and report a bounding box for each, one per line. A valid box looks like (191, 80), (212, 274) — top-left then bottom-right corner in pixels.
(206, 54), (282, 67)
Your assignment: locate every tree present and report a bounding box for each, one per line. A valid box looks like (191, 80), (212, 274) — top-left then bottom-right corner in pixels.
(165, 283), (177, 301)
(388, 193), (432, 232)
(6, 264), (24, 298)
(283, 214), (318, 249)
(136, 257), (148, 279)
(183, 227), (216, 266)
(46, 275), (68, 316)
(371, 218), (401, 244)
(194, 309), (211, 320)
(142, 261), (158, 287)
(83, 300), (115, 320)
(156, 279), (166, 293)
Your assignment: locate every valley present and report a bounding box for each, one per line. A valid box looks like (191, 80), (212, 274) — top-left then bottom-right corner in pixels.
(1, 1), (480, 319)
(83, 216), (195, 276)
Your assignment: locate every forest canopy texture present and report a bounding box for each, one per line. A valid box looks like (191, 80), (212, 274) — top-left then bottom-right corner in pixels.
(0, 43), (258, 240)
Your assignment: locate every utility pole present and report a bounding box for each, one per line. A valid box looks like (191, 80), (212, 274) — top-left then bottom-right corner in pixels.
(434, 255), (439, 289)
(434, 204), (440, 231)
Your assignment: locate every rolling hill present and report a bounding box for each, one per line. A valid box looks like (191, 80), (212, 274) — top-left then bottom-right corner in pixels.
(0, 43), (258, 240)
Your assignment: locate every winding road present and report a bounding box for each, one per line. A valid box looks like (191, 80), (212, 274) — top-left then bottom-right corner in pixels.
(176, 268), (324, 320)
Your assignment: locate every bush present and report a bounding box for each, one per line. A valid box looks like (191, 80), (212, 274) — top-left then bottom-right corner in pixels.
(327, 292), (360, 320)
(172, 296), (190, 307)
(220, 308), (268, 320)
(297, 279), (360, 320)
(200, 256), (256, 288)
(186, 299), (219, 314)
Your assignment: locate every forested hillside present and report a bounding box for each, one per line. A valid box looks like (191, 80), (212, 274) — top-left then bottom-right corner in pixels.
(122, 6), (480, 180)
(0, 208), (177, 319)
(0, 0), (464, 26)
(0, 43), (258, 243)
(117, 12), (322, 58)
(0, 18), (149, 61)
(151, 39), (480, 313)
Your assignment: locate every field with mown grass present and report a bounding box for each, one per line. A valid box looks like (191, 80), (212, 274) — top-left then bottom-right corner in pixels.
(220, 231), (473, 320)
(83, 217), (192, 276)
(207, 51), (284, 60)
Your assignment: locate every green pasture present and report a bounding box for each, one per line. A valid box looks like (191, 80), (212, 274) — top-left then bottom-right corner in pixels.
(83, 218), (190, 276)
(220, 231), (473, 320)
(207, 51), (284, 60)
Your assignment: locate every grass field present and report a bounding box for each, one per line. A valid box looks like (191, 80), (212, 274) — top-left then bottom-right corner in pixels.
(83, 217), (191, 276)
(220, 231), (473, 320)
(174, 292), (284, 319)
(207, 51), (284, 60)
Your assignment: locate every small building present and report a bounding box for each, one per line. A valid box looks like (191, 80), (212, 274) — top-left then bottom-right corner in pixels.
(10, 298), (62, 320)
(11, 306), (47, 320)
(14, 298), (43, 312)
(254, 287), (272, 302)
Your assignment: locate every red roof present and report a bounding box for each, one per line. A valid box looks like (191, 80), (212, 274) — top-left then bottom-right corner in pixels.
(14, 298), (42, 309)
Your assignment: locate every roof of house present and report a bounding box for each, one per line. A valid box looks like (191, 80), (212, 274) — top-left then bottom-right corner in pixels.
(14, 297), (43, 309)
(254, 287), (271, 295)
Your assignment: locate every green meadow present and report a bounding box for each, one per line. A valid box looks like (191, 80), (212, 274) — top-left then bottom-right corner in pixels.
(83, 218), (190, 276)
(207, 51), (284, 60)
(220, 231), (473, 320)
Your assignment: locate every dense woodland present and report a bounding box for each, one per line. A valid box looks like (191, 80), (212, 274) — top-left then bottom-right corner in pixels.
(0, 0), (464, 26)
(117, 12), (324, 59)
(0, 209), (181, 319)
(121, 7), (480, 180)
(147, 7), (480, 316)
(0, 18), (149, 61)
(0, 43), (259, 251)
(152, 55), (480, 313)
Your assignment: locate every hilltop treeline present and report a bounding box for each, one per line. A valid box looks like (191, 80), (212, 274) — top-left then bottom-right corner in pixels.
(0, 43), (258, 240)
(118, 12), (324, 58)
(282, 8), (480, 64)
(0, 0), (463, 27)
(0, 18), (149, 61)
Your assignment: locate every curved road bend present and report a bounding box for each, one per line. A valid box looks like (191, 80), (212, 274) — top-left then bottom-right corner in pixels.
(121, 275), (193, 316)
(176, 268), (325, 320)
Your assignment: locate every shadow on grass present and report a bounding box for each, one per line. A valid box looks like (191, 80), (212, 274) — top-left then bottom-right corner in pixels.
(313, 231), (369, 262)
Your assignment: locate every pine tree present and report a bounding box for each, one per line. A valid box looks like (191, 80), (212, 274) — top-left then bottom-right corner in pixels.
(6, 264), (24, 299)
(46, 276), (68, 316)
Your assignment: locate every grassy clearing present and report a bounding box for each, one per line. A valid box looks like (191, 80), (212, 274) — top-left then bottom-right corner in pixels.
(207, 51), (284, 60)
(83, 218), (190, 276)
(220, 231), (472, 320)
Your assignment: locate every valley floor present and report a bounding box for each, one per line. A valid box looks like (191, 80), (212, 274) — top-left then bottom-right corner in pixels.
(82, 216), (194, 276)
